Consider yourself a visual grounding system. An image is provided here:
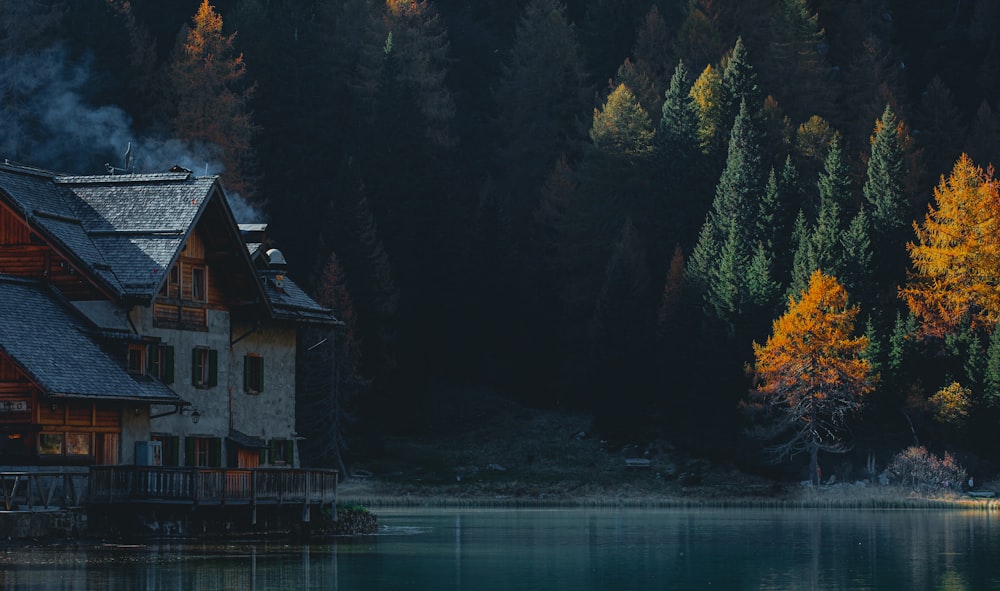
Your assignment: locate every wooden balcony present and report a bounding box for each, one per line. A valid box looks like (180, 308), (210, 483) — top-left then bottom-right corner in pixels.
(1, 470), (88, 510)
(88, 466), (337, 507)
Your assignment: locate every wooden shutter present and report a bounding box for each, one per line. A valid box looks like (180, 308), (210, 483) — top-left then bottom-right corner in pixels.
(209, 438), (222, 467)
(149, 343), (160, 377)
(208, 349), (218, 388)
(184, 437), (196, 467)
(163, 346), (175, 384)
(285, 440), (294, 466)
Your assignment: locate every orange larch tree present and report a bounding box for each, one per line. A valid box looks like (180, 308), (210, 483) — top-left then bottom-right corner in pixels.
(900, 153), (1000, 338)
(748, 270), (875, 484)
(169, 0), (256, 200)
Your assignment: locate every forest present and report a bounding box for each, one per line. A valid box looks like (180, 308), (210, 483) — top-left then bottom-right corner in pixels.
(3, 0), (1000, 479)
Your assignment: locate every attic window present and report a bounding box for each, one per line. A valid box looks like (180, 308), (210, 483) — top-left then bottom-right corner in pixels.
(191, 266), (206, 302)
(127, 344), (146, 375)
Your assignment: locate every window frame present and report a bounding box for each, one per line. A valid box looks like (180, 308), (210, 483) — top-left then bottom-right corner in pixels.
(191, 347), (218, 388)
(149, 343), (175, 384)
(190, 265), (207, 302)
(243, 354), (264, 394)
(127, 343), (146, 376)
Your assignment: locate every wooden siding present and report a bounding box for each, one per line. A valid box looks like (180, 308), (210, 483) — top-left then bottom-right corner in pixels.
(0, 202), (103, 300)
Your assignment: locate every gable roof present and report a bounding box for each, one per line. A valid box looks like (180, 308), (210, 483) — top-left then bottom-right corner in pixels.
(0, 163), (267, 308)
(0, 275), (181, 404)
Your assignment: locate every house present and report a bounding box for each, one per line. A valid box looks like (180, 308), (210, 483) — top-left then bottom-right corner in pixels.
(0, 161), (338, 470)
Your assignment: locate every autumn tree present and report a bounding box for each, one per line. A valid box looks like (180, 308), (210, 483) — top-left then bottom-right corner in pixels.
(169, 0), (256, 199)
(748, 270), (875, 484)
(900, 154), (1000, 337)
(590, 83), (655, 161)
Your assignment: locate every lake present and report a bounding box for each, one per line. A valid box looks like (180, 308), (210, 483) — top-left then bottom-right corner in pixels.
(2, 507), (999, 590)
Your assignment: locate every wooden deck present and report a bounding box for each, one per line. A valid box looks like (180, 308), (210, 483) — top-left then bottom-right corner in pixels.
(1, 471), (88, 510)
(88, 466), (338, 507)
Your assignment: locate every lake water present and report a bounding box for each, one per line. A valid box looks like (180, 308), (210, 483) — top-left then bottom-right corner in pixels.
(2, 508), (999, 590)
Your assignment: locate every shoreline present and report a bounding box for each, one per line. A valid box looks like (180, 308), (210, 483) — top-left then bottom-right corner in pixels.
(336, 478), (1000, 511)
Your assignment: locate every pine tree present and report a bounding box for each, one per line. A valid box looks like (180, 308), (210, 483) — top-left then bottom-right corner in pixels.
(863, 104), (910, 309)
(914, 76), (965, 179)
(690, 63), (723, 154)
(763, 0), (834, 123)
(985, 327), (1000, 406)
(674, 0), (723, 76)
(590, 218), (653, 419)
(493, 0), (589, 227)
(720, 37), (760, 133)
(840, 207), (873, 307)
(631, 6), (675, 104)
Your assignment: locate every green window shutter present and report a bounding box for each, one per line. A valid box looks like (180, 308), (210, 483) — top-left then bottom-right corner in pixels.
(243, 355), (250, 392)
(269, 439), (278, 465)
(209, 438), (222, 467)
(168, 436), (179, 466)
(164, 346), (175, 385)
(208, 349), (218, 388)
(191, 348), (202, 386)
(149, 344), (160, 377)
(184, 437), (196, 467)
(257, 358), (264, 393)
(285, 440), (294, 467)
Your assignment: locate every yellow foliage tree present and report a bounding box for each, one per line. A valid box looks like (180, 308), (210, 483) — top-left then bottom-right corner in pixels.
(589, 83), (654, 159)
(170, 0), (256, 199)
(689, 63), (722, 152)
(749, 270), (874, 484)
(900, 154), (1000, 337)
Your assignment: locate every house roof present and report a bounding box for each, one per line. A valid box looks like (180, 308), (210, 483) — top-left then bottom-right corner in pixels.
(259, 270), (342, 324)
(0, 162), (337, 324)
(0, 276), (182, 404)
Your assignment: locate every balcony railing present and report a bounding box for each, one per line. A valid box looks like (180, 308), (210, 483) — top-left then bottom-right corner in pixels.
(88, 466), (338, 507)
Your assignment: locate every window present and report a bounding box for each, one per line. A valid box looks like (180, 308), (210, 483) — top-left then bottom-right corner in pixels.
(38, 433), (63, 455)
(191, 266), (206, 302)
(149, 344), (175, 384)
(152, 434), (179, 466)
(185, 436), (221, 467)
(191, 347), (218, 388)
(160, 265), (180, 298)
(269, 439), (294, 466)
(127, 344), (146, 375)
(244, 354), (264, 394)
(65, 433), (92, 456)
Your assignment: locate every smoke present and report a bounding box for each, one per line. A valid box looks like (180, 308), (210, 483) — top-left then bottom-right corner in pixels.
(0, 43), (260, 221)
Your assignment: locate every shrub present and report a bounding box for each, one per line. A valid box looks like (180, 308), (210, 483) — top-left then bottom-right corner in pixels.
(886, 446), (967, 492)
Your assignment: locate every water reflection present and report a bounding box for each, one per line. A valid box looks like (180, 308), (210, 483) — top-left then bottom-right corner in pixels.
(0, 508), (998, 590)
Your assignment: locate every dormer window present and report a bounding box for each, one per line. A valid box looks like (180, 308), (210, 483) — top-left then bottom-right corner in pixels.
(127, 343), (146, 375)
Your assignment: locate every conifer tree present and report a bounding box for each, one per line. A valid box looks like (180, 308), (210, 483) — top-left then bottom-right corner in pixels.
(914, 76), (965, 179)
(901, 154), (1000, 337)
(169, 0), (257, 199)
(763, 0), (834, 122)
(690, 63), (723, 154)
(985, 328), (1000, 406)
(590, 83), (655, 160)
(840, 208), (873, 306)
(613, 59), (660, 121)
(749, 270), (874, 484)
(863, 105), (910, 309)
(720, 37), (760, 134)
(674, 0), (723, 77)
(632, 6), (675, 104)
(493, 0), (589, 227)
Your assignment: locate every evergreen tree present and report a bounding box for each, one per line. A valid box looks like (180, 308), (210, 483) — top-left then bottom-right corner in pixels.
(720, 37), (760, 134)
(863, 104), (910, 310)
(674, 0), (723, 76)
(493, 0), (589, 229)
(985, 327), (1000, 406)
(631, 5), (675, 104)
(914, 76), (965, 180)
(688, 100), (766, 333)
(964, 100), (1000, 171)
(763, 0), (834, 123)
(589, 218), (653, 421)
(840, 207), (873, 307)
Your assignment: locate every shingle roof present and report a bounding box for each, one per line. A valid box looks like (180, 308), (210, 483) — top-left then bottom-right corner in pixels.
(259, 271), (340, 324)
(0, 276), (181, 403)
(0, 165), (216, 300)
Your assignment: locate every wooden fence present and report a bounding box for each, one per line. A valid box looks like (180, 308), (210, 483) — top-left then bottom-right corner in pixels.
(87, 466), (338, 507)
(1, 471), (88, 510)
